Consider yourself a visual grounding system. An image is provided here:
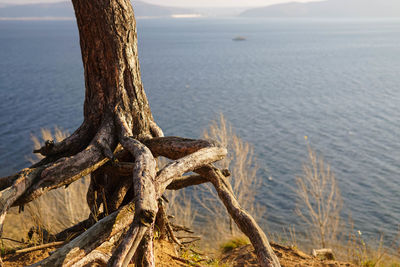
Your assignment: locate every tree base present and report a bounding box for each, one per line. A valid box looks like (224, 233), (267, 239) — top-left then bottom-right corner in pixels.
(0, 120), (280, 267)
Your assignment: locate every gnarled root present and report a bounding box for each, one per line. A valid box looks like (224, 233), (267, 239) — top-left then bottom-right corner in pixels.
(196, 165), (281, 267)
(33, 121), (94, 157)
(143, 137), (281, 267)
(30, 202), (135, 267)
(108, 136), (226, 266)
(1, 124), (280, 267)
(108, 137), (158, 267)
(134, 228), (155, 267)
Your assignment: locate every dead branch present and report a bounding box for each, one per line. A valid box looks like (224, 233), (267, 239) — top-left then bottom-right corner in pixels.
(15, 242), (64, 254)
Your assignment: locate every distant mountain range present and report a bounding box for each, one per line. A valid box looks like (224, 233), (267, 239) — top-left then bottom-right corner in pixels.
(0, 1), (195, 19)
(240, 0), (400, 18)
(1, 0), (399, 19)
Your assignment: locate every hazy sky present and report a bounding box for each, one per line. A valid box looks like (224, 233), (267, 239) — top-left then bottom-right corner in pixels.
(0, 0), (318, 8)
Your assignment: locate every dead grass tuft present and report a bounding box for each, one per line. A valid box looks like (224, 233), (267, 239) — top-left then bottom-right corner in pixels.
(164, 114), (264, 250)
(295, 140), (342, 248)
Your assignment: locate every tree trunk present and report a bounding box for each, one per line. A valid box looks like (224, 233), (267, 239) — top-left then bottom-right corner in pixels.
(73, 0), (153, 140)
(0, 0), (281, 266)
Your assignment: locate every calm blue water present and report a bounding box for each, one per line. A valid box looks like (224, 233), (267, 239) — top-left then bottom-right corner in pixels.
(0, 18), (399, 243)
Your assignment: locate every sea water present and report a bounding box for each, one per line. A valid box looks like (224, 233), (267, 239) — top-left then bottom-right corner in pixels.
(0, 18), (399, 243)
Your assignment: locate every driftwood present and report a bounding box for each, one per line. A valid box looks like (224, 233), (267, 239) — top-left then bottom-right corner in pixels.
(0, 0), (281, 266)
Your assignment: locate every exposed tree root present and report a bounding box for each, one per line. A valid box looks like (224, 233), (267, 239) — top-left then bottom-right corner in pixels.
(1, 130), (280, 267)
(196, 166), (281, 267)
(33, 121), (93, 157)
(30, 202), (135, 266)
(134, 228), (155, 267)
(0, 167), (44, 233)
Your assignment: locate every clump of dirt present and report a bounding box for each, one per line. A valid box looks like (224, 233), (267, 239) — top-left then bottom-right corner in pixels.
(221, 242), (357, 267)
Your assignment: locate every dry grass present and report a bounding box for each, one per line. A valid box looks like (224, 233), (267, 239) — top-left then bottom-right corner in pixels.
(164, 114), (264, 249)
(294, 139), (399, 266)
(199, 114), (264, 242)
(203, 114), (262, 218)
(338, 225), (400, 267)
(2, 127), (90, 248)
(295, 139), (342, 248)
(27, 127), (69, 164)
(165, 187), (198, 230)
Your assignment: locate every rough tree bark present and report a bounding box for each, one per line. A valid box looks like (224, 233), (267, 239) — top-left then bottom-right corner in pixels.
(0, 0), (281, 266)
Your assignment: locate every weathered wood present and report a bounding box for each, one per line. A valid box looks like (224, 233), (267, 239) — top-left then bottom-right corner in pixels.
(196, 165), (281, 267)
(165, 217), (181, 246)
(120, 137), (157, 226)
(72, 250), (110, 267)
(86, 170), (104, 220)
(16, 118), (117, 206)
(149, 121), (164, 138)
(167, 169), (230, 190)
(155, 200), (168, 240)
(156, 200), (181, 246)
(70, 228), (125, 267)
(108, 224), (148, 267)
(171, 224), (194, 234)
(104, 162), (135, 176)
(108, 175), (133, 212)
(30, 203), (135, 267)
(17, 148), (106, 206)
(143, 136), (280, 267)
(108, 141), (226, 266)
(144, 137), (220, 159)
(134, 228), (155, 267)
(0, 174), (18, 191)
(108, 138), (157, 267)
(0, 167), (44, 235)
(155, 146), (227, 197)
(33, 121), (93, 157)
(167, 174), (209, 190)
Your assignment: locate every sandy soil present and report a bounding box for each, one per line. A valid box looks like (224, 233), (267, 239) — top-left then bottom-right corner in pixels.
(221, 243), (357, 267)
(2, 240), (358, 267)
